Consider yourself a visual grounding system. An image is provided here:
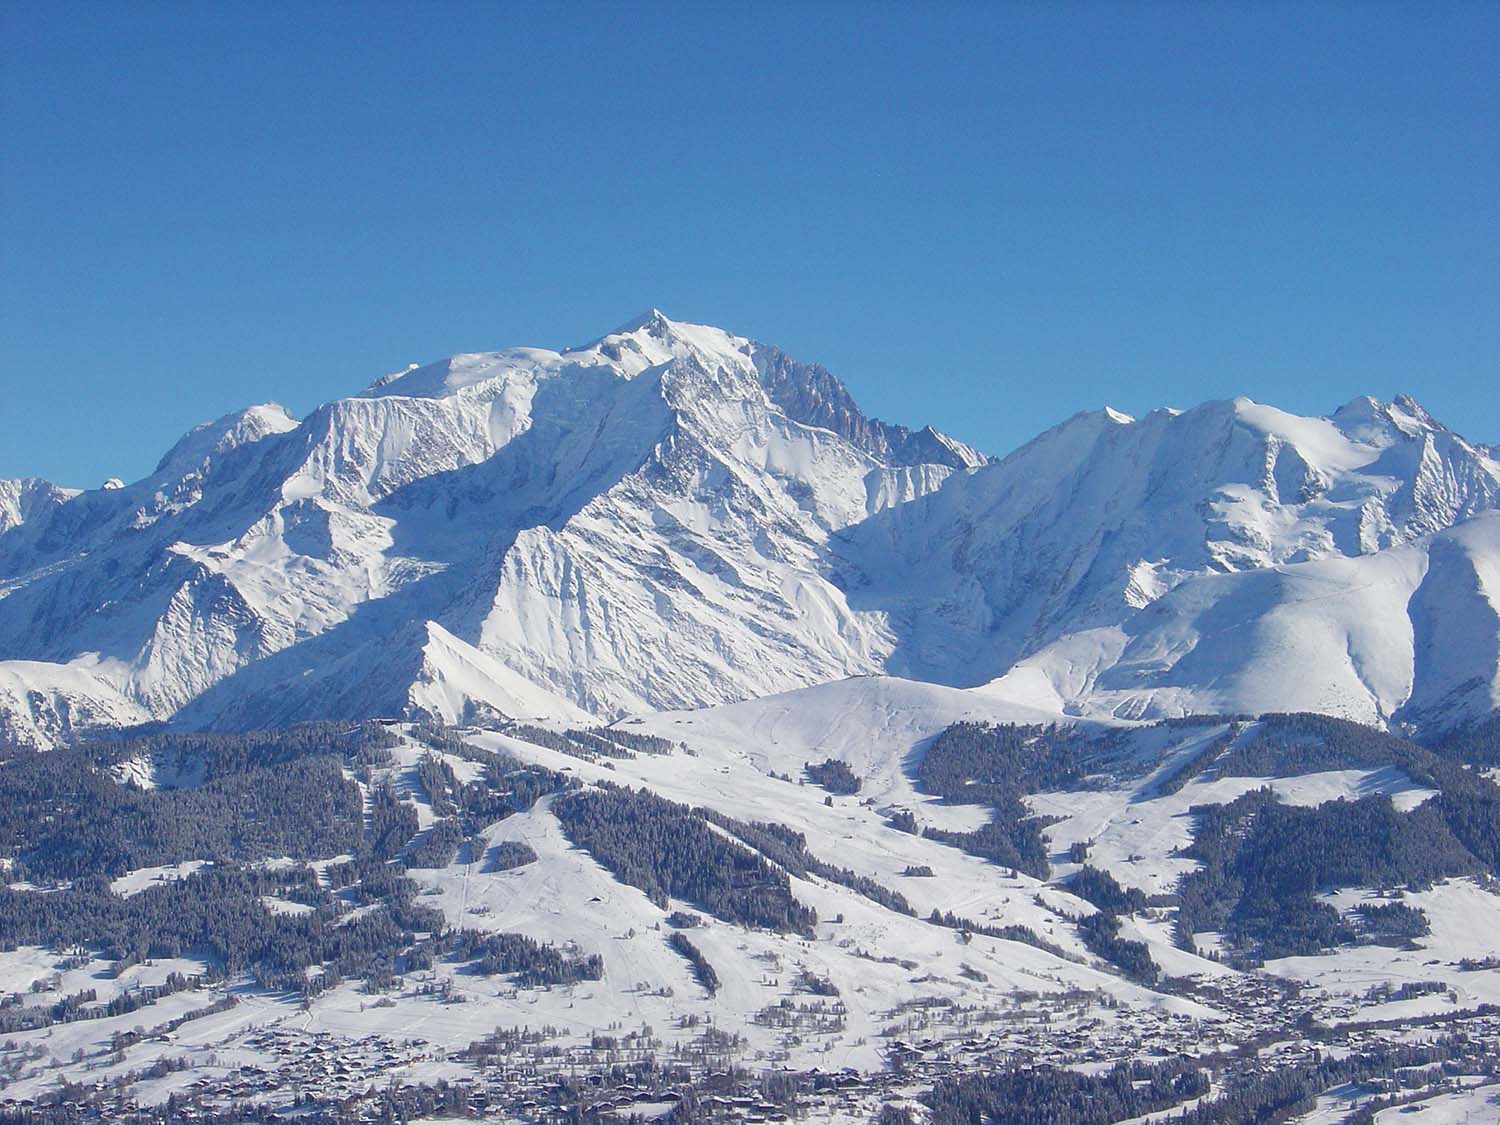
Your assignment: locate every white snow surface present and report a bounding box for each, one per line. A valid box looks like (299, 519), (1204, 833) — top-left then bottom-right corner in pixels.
(1, 311), (1497, 748)
(986, 512), (1500, 728)
(357, 691), (1226, 1072)
(843, 394), (1500, 696)
(0, 477), (78, 536)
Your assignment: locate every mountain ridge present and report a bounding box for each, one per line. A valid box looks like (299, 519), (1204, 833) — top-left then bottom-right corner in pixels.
(1, 311), (1497, 749)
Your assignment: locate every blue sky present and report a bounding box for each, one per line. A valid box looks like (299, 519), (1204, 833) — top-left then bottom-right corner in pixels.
(2, 1), (1496, 487)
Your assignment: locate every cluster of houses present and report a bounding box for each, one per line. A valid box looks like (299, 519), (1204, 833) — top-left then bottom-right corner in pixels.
(5, 946), (1499, 1122)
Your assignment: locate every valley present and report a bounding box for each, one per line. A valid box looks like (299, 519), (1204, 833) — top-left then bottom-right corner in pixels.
(0, 684), (1498, 1120)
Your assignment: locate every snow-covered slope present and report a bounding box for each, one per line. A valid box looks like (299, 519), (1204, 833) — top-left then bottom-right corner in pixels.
(985, 512), (1500, 728)
(840, 393), (1500, 717)
(0, 659), (152, 751)
(0, 478), (79, 537)
(0, 313), (973, 746)
(6, 675), (1498, 1113)
(1, 308), (1497, 748)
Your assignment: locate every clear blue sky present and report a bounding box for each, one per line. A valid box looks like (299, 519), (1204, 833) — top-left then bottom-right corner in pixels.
(2, 2), (1496, 487)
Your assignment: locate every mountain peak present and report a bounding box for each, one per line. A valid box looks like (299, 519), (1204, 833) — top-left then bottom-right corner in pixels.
(151, 403), (298, 482)
(568, 308), (747, 367)
(1332, 393), (1446, 445)
(609, 308), (671, 336)
(1392, 392), (1444, 432)
(0, 477), (80, 537)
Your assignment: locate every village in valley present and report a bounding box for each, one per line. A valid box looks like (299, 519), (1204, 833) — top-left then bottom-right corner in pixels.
(3, 710), (1499, 1123)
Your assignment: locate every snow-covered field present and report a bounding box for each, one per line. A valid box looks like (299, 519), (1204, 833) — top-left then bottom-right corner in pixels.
(1263, 879), (1500, 1017)
(1033, 757), (1438, 897)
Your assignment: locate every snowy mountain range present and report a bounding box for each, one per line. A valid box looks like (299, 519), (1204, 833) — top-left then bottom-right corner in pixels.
(6, 311), (1500, 1120)
(2, 310), (1497, 750)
